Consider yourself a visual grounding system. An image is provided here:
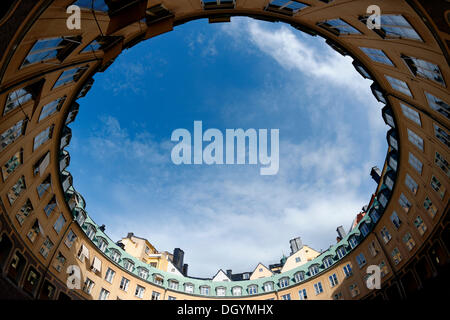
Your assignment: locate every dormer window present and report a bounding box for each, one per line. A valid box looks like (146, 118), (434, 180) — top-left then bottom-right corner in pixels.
(294, 271), (305, 282)
(263, 282), (274, 292)
(215, 287), (225, 296)
(323, 256), (333, 268)
(3, 87), (33, 115)
(265, 0), (309, 16)
(359, 14), (422, 41)
(232, 286), (241, 296)
(97, 237), (108, 252)
(248, 285), (258, 295)
(318, 18), (361, 35)
(153, 274), (163, 285)
(279, 277), (289, 288)
(336, 246), (346, 259)
(184, 283), (194, 293)
(349, 236), (358, 249)
(201, 0), (235, 10)
(86, 224), (96, 240)
(110, 249), (121, 263)
(360, 223), (369, 237)
(137, 267), (149, 279)
(308, 264), (319, 276)
(123, 259), (134, 272)
(168, 280), (179, 290)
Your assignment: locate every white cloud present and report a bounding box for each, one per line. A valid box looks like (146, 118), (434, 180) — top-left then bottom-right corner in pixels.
(72, 18), (389, 277)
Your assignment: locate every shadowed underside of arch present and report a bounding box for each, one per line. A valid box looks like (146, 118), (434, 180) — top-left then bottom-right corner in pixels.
(0, 0), (448, 300)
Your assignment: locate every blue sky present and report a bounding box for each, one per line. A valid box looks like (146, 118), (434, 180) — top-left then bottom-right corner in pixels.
(67, 17), (388, 277)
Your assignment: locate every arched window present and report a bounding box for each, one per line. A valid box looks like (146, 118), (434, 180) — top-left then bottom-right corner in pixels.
(294, 271), (305, 282)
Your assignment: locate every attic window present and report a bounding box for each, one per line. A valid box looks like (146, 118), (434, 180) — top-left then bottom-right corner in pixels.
(146, 4), (173, 24)
(201, 0), (235, 10)
(81, 36), (123, 54)
(265, 0), (309, 16)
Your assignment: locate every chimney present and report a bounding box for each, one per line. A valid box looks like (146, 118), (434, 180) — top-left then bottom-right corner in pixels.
(336, 226), (346, 240)
(116, 241), (125, 250)
(289, 237), (303, 254)
(99, 224), (105, 232)
(226, 269), (232, 278)
(126, 232), (134, 239)
(370, 166), (382, 184)
(182, 264), (188, 276)
(173, 248), (184, 271)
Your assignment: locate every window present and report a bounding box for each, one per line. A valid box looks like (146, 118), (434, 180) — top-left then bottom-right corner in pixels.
(349, 283), (360, 297)
(36, 175), (51, 198)
(65, 229), (77, 248)
(119, 277), (129, 291)
(402, 55), (445, 86)
(425, 92), (449, 119)
(385, 75), (412, 97)
(80, 36), (122, 53)
(232, 286), (241, 296)
(138, 267), (148, 279)
(242, 273), (250, 280)
(435, 152), (449, 177)
(279, 277), (289, 288)
(433, 124), (449, 148)
(343, 264), (352, 277)
(151, 291), (160, 300)
(99, 288), (109, 300)
(167, 280), (178, 290)
(390, 211), (402, 229)
(329, 273), (338, 287)
(2, 149), (23, 181)
(368, 241), (378, 257)
(106, 249), (119, 264)
(135, 285), (145, 298)
(83, 278), (95, 294)
(153, 275), (163, 286)
(39, 237), (54, 259)
(53, 214), (66, 234)
(73, 0), (109, 11)
(405, 174), (418, 194)
(266, 0), (309, 16)
(319, 18), (361, 35)
(323, 256), (333, 268)
(407, 128), (424, 151)
(309, 265), (319, 276)
(414, 216), (427, 235)
(123, 259), (134, 272)
(423, 197), (437, 218)
(77, 244), (89, 262)
(314, 282), (323, 295)
(184, 283), (194, 294)
(391, 247), (402, 265)
(39, 97), (65, 121)
(33, 126), (54, 151)
(380, 226), (392, 243)
(401, 103), (421, 126)
(430, 175), (446, 199)
(264, 282), (274, 292)
(53, 252), (66, 272)
(333, 292), (343, 300)
(336, 246), (346, 259)
(403, 233), (416, 251)
(216, 287), (226, 296)
(3, 87), (33, 115)
(408, 152), (423, 174)
(86, 224), (96, 240)
(356, 253), (366, 268)
(360, 47), (393, 66)
(360, 223), (369, 237)
(298, 288), (307, 300)
(105, 268), (115, 283)
(399, 193), (412, 213)
(295, 257), (301, 263)
(53, 66), (88, 89)
(0, 119), (26, 153)
(168, 296), (176, 300)
(22, 36), (81, 67)
(97, 237), (108, 252)
(281, 293), (291, 300)
(378, 15), (422, 40)
(349, 236), (358, 249)
(379, 261), (389, 277)
(8, 175), (26, 205)
(248, 285), (258, 295)
(15, 199), (33, 226)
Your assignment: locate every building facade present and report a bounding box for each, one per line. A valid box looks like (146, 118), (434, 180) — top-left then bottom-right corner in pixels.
(0, 0), (448, 300)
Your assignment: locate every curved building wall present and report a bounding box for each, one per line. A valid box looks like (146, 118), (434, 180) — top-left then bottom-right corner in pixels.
(0, 0), (448, 300)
